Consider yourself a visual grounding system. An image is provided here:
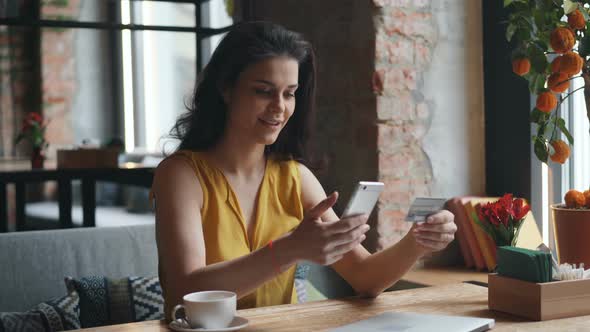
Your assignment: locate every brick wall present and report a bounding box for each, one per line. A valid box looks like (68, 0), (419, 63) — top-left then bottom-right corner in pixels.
(373, 0), (437, 249)
(0, 13), (40, 157)
(249, 0), (430, 251)
(41, 0), (80, 158)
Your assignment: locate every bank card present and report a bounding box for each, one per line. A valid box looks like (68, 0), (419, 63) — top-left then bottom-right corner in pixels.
(405, 197), (447, 222)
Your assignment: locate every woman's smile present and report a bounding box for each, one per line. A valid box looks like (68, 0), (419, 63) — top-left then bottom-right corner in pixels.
(258, 118), (282, 129)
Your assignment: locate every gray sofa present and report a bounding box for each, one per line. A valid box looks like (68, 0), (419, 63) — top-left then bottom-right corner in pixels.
(0, 224), (356, 314)
(0, 225), (158, 312)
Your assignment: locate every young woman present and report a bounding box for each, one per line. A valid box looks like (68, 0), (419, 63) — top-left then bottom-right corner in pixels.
(151, 21), (456, 320)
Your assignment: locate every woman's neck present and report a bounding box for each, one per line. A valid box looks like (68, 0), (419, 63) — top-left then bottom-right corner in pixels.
(206, 135), (266, 178)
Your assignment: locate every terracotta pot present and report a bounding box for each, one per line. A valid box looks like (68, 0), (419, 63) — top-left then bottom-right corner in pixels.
(551, 204), (590, 266)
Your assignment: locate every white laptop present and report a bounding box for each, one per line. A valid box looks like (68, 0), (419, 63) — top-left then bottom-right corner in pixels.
(328, 312), (495, 332)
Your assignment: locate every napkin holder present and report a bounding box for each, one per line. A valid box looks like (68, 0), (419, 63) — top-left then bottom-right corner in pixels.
(488, 273), (590, 321)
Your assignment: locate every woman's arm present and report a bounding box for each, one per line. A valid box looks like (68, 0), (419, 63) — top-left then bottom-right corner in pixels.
(153, 157), (369, 308)
(297, 164), (456, 297)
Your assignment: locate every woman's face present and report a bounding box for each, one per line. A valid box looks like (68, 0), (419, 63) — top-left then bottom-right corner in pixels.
(224, 56), (299, 146)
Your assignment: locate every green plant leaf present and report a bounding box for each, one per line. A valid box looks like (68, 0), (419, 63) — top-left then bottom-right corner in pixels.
(497, 223), (512, 247)
(529, 45), (549, 73)
(537, 120), (548, 137)
(521, 15), (535, 29)
(14, 133), (25, 145)
(563, 0), (578, 14)
(473, 212), (499, 244)
(534, 138), (549, 162)
(533, 8), (546, 27)
(530, 107), (549, 123)
(506, 23), (518, 41)
(544, 121), (556, 137)
(504, 0), (528, 7)
(516, 25), (533, 40)
(527, 73), (547, 94)
(556, 117), (575, 144)
(533, 39), (549, 51)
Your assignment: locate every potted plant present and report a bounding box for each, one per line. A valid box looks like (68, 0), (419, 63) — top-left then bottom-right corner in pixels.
(505, 0), (590, 266)
(15, 112), (49, 169)
(551, 190), (590, 266)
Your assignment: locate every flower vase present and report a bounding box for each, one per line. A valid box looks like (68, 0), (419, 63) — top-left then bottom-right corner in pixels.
(31, 147), (45, 169)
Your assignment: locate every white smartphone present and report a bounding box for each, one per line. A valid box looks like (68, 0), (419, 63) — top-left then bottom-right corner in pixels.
(341, 181), (385, 218)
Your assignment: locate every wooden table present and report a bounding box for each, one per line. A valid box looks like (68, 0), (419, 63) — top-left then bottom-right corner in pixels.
(0, 160), (154, 232)
(74, 283), (590, 331)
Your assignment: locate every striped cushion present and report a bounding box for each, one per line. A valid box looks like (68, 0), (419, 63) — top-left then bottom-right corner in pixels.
(0, 291), (80, 332)
(65, 276), (163, 328)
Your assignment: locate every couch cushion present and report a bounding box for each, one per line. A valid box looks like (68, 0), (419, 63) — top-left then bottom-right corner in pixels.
(0, 225), (158, 312)
(294, 264), (310, 303)
(0, 291), (80, 331)
(65, 276), (163, 328)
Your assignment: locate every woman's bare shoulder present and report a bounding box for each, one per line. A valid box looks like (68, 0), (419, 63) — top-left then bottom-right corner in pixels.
(295, 162), (328, 209)
(153, 154), (203, 204)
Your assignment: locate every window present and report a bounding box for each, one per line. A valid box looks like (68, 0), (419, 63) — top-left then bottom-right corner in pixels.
(121, 0), (233, 154)
(567, 78), (590, 191)
(0, 0), (234, 156)
(531, 76), (590, 253)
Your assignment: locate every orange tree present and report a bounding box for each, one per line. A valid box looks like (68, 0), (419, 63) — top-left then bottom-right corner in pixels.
(505, 0), (590, 164)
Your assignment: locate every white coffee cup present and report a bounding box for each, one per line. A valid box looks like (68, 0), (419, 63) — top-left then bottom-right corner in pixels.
(172, 290), (237, 329)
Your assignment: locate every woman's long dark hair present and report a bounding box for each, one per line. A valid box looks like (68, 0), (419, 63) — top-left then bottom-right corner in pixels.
(170, 21), (321, 169)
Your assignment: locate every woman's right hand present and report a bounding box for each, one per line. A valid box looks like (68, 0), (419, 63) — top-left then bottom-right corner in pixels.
(285, 192), (370, 265)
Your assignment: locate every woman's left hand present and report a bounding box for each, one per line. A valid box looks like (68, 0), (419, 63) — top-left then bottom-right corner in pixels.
(409, 210), (456, 254)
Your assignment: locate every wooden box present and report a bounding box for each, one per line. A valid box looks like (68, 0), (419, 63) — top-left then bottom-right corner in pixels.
(57, 148), (119, 169)
(488, 273), (590, 321)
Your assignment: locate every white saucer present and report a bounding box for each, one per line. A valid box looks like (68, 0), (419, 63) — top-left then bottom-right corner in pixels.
(169, 316), (249, 332)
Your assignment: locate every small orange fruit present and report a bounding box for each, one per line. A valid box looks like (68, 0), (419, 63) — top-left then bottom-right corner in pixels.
(565, 190), (586, 208)
(568, 10), (586, 30)
(559, 51), (584, 76)
(536, 91), (557, 113)
(550, 27), (575, 53)
(550, 139), (571, 164)
(548, 72), (570, 93)
(584, 190), (590, 209)
(551, 56), (563, 73)
(512, 58), (531, 76)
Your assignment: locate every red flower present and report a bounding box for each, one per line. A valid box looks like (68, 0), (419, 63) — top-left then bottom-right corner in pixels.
(476, 193), (530, 247)
(27, 112), (42, 123)
(512, 198), (530, 221)
(479, 194), (514, 227)
(23, 112), (43, 127)
(15, 112), (48, 149)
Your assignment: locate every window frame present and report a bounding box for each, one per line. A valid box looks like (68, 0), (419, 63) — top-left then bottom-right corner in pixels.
(0, 0), (233, 151)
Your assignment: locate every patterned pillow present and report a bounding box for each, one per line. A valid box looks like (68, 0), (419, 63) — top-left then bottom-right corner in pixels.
(65, 276), (163, 328)
(294, 264), (310, 303)
(0, 292), (80, 332)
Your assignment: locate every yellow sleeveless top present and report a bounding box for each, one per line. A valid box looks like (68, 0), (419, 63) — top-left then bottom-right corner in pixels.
(158, 150), (304, 310)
